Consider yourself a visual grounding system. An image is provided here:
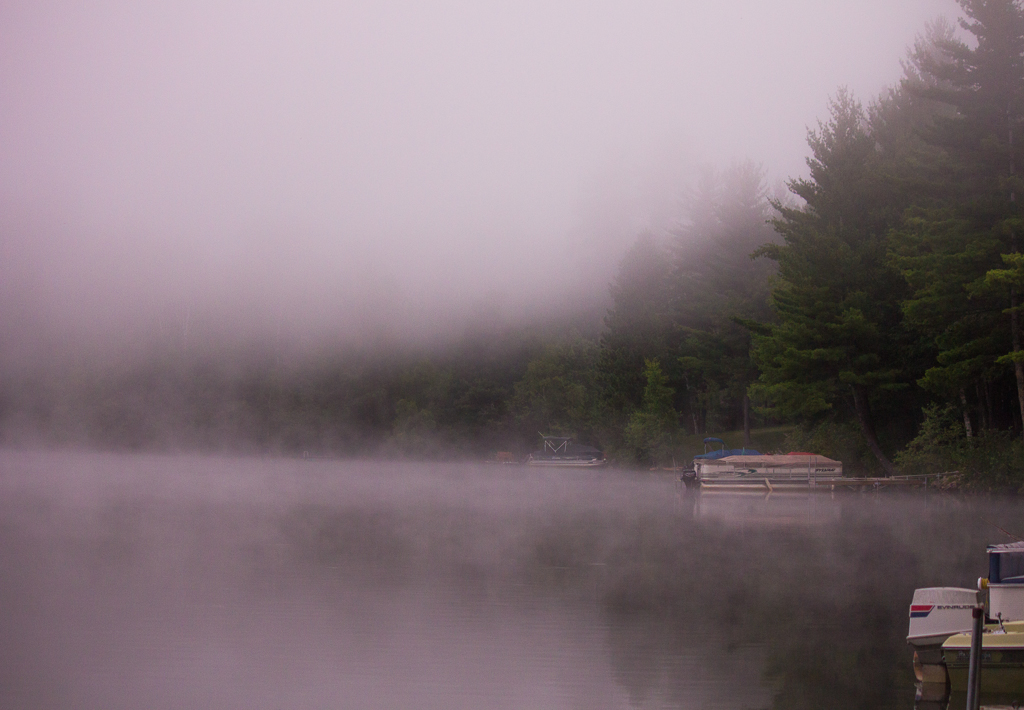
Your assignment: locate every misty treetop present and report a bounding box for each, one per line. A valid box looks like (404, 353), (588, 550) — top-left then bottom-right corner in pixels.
(751, 90), (914, 476)
(10, 0), (1024, 488)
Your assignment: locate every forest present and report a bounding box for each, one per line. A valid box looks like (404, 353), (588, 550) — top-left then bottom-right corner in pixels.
(5, 0), (1024, 489)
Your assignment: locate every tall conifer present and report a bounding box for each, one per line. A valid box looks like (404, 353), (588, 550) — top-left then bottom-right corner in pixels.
(896, 0), (1024, 436)
(753, 91), (910, 475)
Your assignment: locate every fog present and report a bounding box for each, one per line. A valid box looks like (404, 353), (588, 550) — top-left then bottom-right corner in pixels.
(1, 0), (961, 361)
(1, 450), (1015, 708)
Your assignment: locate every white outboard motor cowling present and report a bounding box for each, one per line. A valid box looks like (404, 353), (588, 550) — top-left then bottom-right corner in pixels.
(907, 587), (979, 648)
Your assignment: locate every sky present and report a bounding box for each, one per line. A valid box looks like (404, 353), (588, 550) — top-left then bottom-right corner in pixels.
(0, 0), (962, 359)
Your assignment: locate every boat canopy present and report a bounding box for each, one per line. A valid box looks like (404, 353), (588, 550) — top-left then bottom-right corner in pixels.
(532, 435), (602, 460)
(540, 436), (572, 454)
(694, 447), (761, 460)
(989, 542), (1024, 584)
(693, 436), (761, 460)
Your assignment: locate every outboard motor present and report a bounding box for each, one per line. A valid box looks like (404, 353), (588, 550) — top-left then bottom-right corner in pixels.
(680, 469), (698, 489)
(907, 587), (979, 684)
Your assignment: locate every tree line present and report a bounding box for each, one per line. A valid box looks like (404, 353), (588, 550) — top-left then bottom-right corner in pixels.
(6, 0), (1024, 488)
(598, 1), (1024, 487)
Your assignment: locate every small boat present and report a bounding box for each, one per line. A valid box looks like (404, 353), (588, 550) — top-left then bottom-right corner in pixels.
(525, 436), (606, 468)
(907, 542), (1024, 694)
(486, 451), (520, 465)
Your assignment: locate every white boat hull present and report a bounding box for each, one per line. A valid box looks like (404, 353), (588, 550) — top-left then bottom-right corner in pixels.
(525, 458), (606, 468)
(695, 454), (842, 481)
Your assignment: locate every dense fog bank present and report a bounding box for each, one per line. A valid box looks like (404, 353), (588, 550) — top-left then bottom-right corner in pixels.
(12, 2), (1024, 487)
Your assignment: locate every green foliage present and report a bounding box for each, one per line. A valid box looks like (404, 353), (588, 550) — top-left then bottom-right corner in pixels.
(782, 421), (883, 477)
(893, 0), (1024, 421)
(752, 90), (917, 474)
(891, 209), (1008, 395)
(622, 359), (678, 466)
(510, 334), (602, 442)
(388, 398), (442, 457)
(599, 232), (676, 415)
(672, 161), (778, 434)
(895, 403), (1024, 491)
(893, 403), (967, 475)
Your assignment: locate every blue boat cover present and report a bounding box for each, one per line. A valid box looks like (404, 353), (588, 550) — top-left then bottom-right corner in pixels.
(693, 447), (761, 460)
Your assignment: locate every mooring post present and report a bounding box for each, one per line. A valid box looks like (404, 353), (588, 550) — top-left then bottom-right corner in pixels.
(965, 605), (984, 710)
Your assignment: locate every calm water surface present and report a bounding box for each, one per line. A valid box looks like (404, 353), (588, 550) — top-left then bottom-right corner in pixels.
(0, 451), (1019, 709)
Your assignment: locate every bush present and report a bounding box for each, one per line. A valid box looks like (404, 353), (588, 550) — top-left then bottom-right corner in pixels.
(621, 359), (677, 467)
(894, 404), (1024, 492)
(782, 420), (881, 476)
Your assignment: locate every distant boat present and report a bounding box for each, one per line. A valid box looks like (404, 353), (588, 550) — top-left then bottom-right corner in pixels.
(682, 437), (842, 488)
(488, 451), (519, 465)
(525, 436), (606, 468)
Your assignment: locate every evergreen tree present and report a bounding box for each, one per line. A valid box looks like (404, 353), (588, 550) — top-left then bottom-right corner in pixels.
(598, 232), (675, 415)
(623, 359), (677, 465)
(671, 161), (777, 440)
(509, 334), (601, 443)
(894, 0), (1024, 436)
(752, 90), (913, 475)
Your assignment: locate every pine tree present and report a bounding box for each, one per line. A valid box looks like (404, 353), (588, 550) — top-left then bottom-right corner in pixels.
(623, 359), (677, 465)
(752, 90), (912, 475)
(598, 232), (675, 414)
(895, 0), (1024, 436)
(671, 161), (777, 439)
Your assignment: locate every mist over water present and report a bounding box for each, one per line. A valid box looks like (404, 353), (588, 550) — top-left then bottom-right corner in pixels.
(0, 450), (1015, 709)
(5, 3), (1024, 705)
(2, 6), (1022, 709)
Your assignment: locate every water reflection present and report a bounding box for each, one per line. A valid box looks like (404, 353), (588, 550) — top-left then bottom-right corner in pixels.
(694, 489), (842, 528)
(0, 451), (1019, 709)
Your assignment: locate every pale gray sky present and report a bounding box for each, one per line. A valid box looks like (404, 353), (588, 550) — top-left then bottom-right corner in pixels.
(0, 0), (961, 356)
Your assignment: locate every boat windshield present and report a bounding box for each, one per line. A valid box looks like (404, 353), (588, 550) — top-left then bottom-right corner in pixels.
(989, 543), (1024, 583)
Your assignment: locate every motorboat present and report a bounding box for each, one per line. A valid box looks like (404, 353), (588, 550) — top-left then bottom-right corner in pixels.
(942, 620), (1024, 694)
(907, 542), (1024, 694)
(525, 436), (606, 468)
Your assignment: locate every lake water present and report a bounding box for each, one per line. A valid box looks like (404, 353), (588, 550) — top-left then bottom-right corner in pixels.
(0, 450), (1019, 709)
